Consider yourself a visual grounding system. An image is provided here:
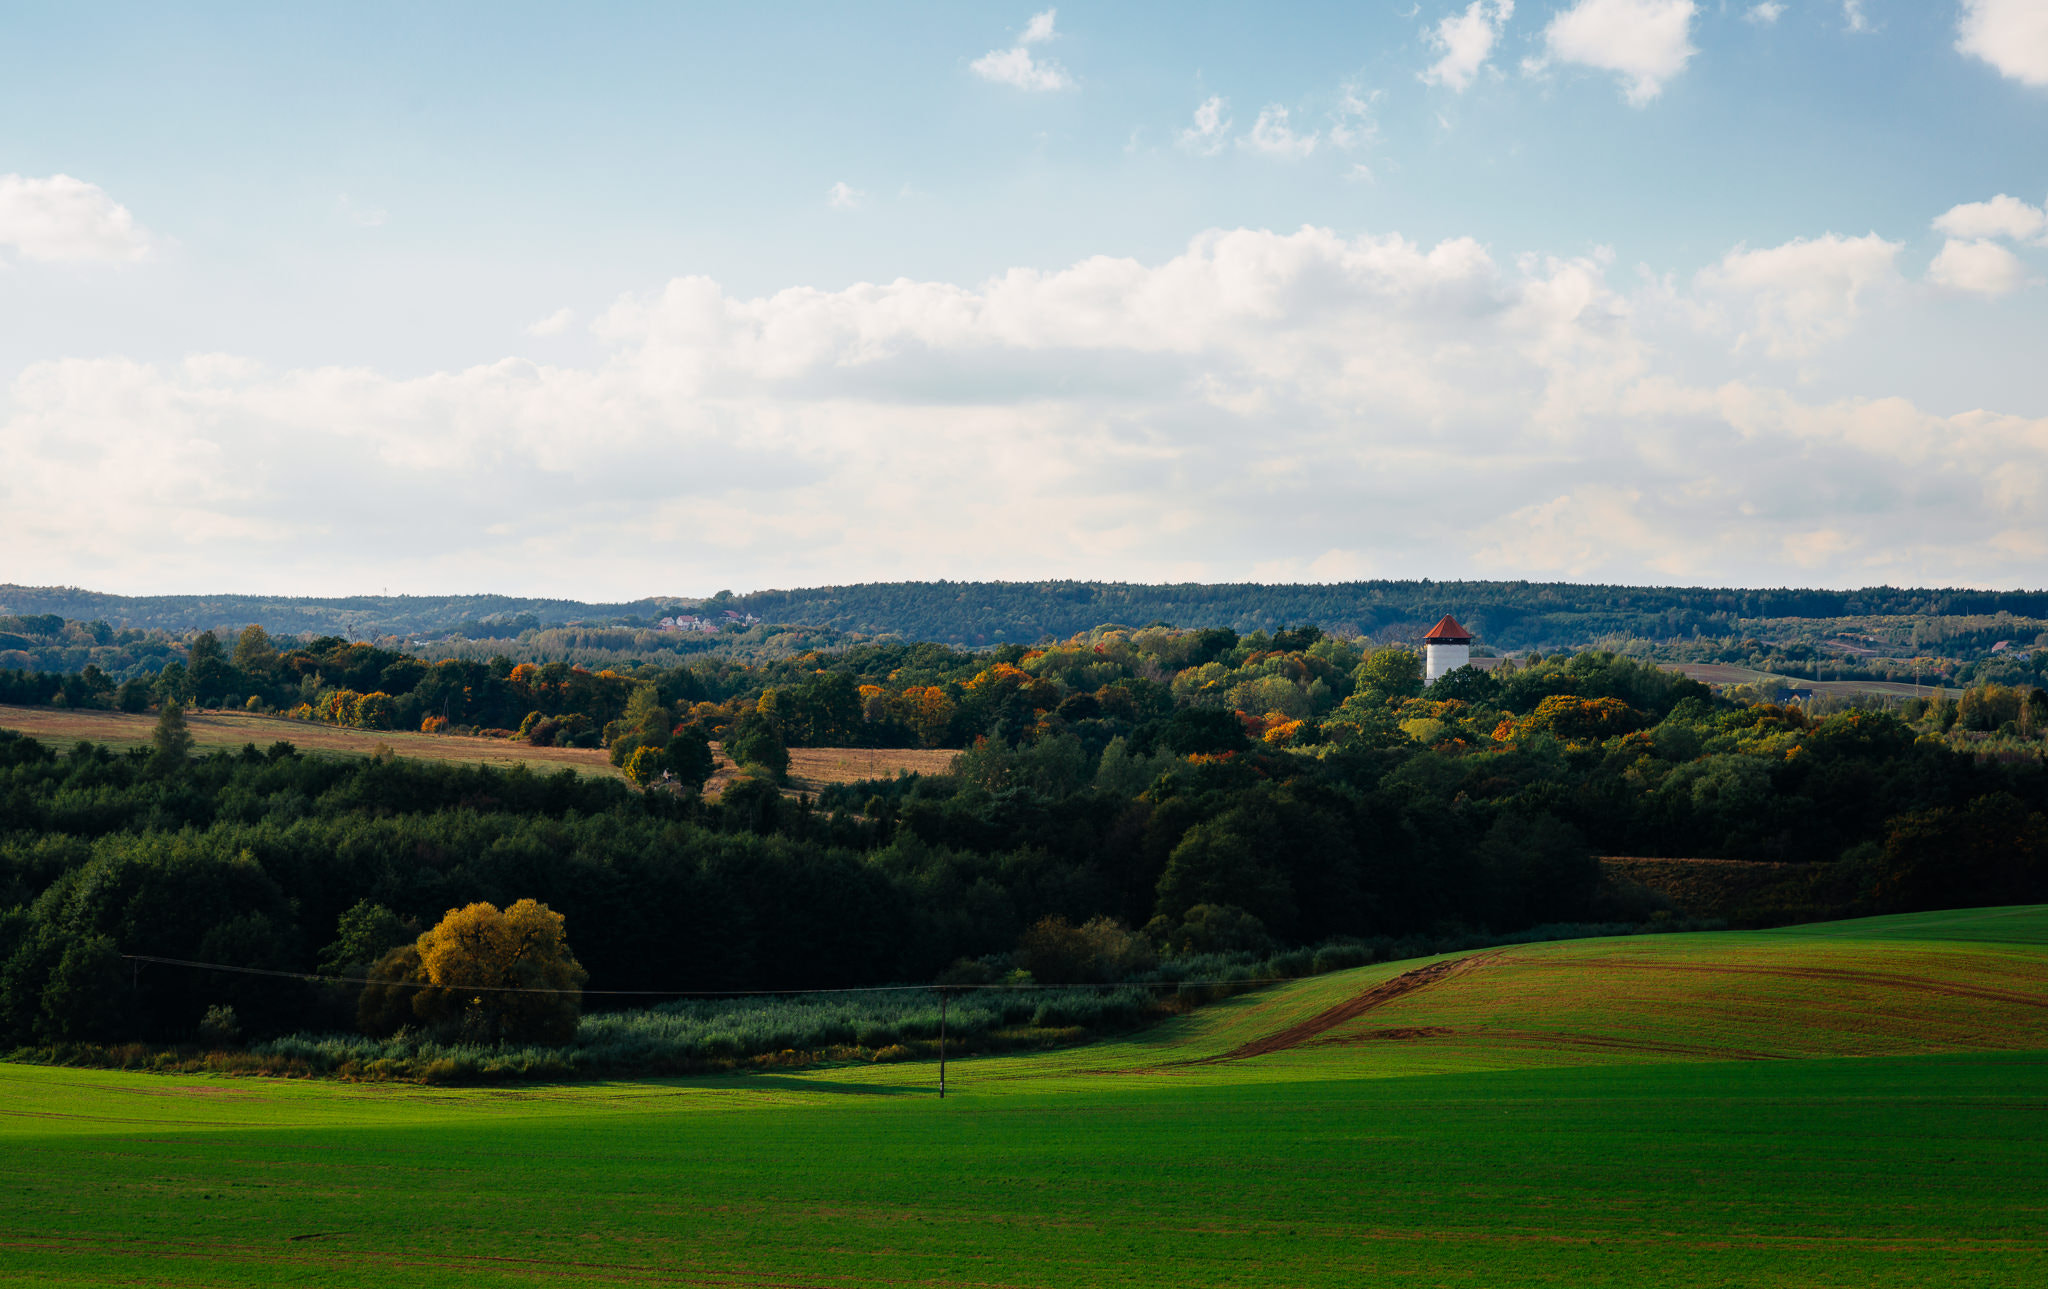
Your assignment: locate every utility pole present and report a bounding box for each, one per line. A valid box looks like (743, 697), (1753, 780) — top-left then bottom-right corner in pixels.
(937, 988), (947, 1099)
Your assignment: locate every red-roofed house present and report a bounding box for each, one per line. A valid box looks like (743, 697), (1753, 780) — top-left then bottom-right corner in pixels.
(1422, 615), (1473, 685)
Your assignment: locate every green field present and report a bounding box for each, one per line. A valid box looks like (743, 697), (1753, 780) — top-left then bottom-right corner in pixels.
(4, 907), (2045, 1286)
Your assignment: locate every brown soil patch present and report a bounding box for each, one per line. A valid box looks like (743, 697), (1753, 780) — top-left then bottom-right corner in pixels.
(1203, 954), (1495, 1062)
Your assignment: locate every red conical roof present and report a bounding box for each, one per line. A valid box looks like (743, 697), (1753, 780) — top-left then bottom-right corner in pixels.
(1422, 615), (1473, 643)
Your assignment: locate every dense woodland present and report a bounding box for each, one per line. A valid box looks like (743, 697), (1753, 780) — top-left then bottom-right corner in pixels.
(3, 621), (2045, 1054)
(10, 579), (2048, 651)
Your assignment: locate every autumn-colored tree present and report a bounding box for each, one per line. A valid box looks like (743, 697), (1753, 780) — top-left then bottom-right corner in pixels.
(350, 691), (397, 729)
(410, 900), (587, 1045)
(1520, 694), (1647, 742)
(623, 744), (667, 786)
(900, 685), (957, 747)
(316, 688), (361, 724)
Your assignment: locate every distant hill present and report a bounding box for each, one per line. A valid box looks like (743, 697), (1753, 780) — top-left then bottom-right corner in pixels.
(732, 581), (2048, 649)
(0, 587), (690, 641)
(5, 579), (2047, 650)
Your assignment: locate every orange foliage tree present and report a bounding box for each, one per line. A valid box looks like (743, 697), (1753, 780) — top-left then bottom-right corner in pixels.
(389, 899), (589, 1045)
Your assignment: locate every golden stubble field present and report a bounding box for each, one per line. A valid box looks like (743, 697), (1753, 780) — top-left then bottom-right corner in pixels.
(705, 742), (958, 800)
(0, 704), (957, 794)
(0, 703), (615, 774)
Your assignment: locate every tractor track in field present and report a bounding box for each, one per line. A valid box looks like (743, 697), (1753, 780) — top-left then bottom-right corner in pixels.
(1575, 961), (2048, 1008)
(1197, 952), (1500, 1063)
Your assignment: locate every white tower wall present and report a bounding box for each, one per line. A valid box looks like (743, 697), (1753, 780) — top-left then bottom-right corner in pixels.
(1425, 642), (1469, 684)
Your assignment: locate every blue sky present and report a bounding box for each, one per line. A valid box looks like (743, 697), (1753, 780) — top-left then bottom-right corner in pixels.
(3, 1), (2046, 597)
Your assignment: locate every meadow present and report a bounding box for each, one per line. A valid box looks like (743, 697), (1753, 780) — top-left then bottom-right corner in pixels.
(3, 906), (2043, 1286)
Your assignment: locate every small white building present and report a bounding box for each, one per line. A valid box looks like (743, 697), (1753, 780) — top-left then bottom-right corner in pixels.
(1423, 615), (1474, 685)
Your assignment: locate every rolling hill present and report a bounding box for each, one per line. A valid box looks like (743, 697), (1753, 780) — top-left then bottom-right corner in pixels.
(2, 907), (2043, 1286)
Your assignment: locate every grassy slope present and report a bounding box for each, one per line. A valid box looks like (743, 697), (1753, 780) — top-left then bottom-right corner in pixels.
(2, 908), (2044, 1287)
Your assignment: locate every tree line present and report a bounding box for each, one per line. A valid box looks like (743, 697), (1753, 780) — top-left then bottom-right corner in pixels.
(13, 578), (2048, 650)
(3, 632), (2044, 1053)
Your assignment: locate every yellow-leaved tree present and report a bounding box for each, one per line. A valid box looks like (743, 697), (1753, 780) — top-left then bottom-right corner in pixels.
(361, 899), (587, 1045)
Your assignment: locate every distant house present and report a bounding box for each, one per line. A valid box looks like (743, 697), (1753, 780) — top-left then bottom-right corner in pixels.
(656, 615), (720, 633)
(654, 609), (756, 633)
(1775, 687), (1815, 705)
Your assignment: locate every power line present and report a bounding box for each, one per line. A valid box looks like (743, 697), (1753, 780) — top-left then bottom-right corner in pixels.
(117, 953), (1292, 999)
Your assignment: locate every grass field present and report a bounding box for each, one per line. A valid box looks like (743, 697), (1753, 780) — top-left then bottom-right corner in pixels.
(3, 907), (2044, 1286)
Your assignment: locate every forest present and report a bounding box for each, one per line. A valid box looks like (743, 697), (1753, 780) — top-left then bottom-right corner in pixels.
(10, 578), (2048, 650)
(3, 621), (2045, 1056)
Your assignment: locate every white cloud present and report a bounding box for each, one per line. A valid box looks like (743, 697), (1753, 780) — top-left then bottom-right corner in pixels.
(1744, 3), (1784, 23)
(1423, 1), (1515, 92)
(1695, 232), (1902, 357)
(525, 308), (576, 337)
(1179, 96), (1232, 155)
(1932, 193), (2048, 243)
(1241, 105), (1318, 159)
(972, 10), (1072, 90)
(1842, 1), (1871, 33)
(6, 224), (2047, 595)
(827, 181), (865, 210)
(1329, 85), (1381, 150)
(0, 173), (153, 263)
(1927, 238), (2029, 295)
(1541, 0), (1698, 105)
(1957, 0), (2048, 85)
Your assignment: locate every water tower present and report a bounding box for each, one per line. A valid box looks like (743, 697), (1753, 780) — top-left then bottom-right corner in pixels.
(1422, 615), (1474, 685)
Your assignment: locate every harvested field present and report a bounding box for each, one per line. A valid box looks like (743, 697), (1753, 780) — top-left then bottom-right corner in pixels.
(703, 742), (957, 800)
(0, 704), (619, 777)
(1601, 855), (1808, 916)
(0, 707), (959, 796)
(1660, 662), (1927, 699)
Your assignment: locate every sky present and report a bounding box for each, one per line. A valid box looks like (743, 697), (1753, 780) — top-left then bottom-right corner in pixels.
(2, 0), (2046, 599)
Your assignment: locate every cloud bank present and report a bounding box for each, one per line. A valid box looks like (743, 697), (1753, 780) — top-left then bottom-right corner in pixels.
(4, 223), (2043, 596)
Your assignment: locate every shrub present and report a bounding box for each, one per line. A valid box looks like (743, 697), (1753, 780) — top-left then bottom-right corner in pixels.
(1013, 916), (1156, 984)
(197, 1004), (241, 1047)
